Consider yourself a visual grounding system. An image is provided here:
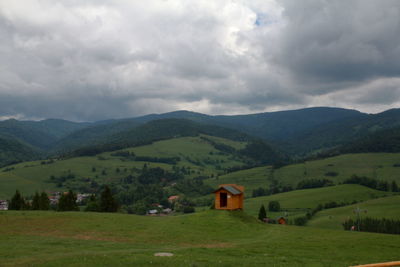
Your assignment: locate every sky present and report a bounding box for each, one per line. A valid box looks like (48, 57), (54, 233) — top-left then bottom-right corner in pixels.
(1, 0), (400, 121)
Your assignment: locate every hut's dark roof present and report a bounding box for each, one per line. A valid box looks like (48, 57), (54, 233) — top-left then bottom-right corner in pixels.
(215, 185), (242, 195)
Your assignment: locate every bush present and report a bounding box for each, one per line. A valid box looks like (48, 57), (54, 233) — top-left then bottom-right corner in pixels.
(268, 201), (280, 212)
(183, 206), (195, 213)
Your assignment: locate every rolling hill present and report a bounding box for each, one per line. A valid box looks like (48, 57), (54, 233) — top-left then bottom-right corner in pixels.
(1, 210), (400, 266)
(243, 184), (394, 217)
(0, 135), (40, 168)
(308, 195), (400, 230)
(2, 107), (400, 161)
(0, 135), (257, 199)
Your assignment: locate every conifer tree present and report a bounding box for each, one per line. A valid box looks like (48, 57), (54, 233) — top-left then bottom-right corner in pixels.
(99, 186), (118, 212)
(9, 190), (26, 210)
(258, 204), (267, 221)
(391, 181), (399, 192)
(85, 194), (99, 212)
(39, 192), (50, 210)
(58, 190), (79, 211)
(32, 192), (40, 210)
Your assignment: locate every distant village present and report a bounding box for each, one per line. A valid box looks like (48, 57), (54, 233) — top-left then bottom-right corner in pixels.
(0, 192), (181, 215)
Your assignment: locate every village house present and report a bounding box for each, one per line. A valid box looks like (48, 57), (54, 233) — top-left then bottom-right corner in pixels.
(0, 200), (8, 210)
(214, 184), (244, 210)
(168, 195), (179, 203)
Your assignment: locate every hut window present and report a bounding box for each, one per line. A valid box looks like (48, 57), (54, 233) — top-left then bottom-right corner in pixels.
(220, 192), (227, 207)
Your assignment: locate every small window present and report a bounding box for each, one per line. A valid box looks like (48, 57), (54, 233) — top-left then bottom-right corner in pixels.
(220, 192), (227, 207)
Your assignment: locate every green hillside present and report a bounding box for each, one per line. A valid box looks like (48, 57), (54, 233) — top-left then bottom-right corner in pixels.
(205, 166), (272, 193)
(0, 135), (249, 199)
(0, 135), (40, 168)
(1, 210), (400, 266)
(204, 153), (400, 193)
(243, 184), (394, 217)
(275, 153), (400, 186)
(308, 195), (400, 230)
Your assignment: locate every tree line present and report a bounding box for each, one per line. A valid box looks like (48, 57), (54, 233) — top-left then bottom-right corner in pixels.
(7, 186), (118, 212)
(343, 217), (400, 235)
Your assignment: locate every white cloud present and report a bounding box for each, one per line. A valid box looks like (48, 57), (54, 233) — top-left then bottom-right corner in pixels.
(0, 0), (399, 121)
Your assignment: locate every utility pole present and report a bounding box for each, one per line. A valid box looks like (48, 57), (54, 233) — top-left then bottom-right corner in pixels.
(353, 206), (367, 231)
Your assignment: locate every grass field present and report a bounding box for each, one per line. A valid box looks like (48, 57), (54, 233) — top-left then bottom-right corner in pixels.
(308, 195), (400, 230)
(0, 135), (247, 199)
(204, 153), (400, 193)
(1, 210), (400, 266)
(204, 166), (272, 193)
(243, 184), (395, 218)
(275, 153), (400, 186)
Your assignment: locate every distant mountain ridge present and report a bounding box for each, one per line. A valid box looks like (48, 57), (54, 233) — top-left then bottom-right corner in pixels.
(1, 107), (400, 167)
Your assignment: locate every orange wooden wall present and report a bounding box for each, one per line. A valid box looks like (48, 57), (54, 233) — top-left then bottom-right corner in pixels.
(214, 185), (244, 210)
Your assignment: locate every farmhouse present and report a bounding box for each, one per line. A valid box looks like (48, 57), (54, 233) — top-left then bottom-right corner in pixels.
(168, 195), (179, 203)
(214, 184), (244, 210)
(277, 216), (287, 225)
(0, 200), (8, 210)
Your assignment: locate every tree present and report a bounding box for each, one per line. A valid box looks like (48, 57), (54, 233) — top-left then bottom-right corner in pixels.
(39, 192), (50, 210)
(268, 200), (280, 212)
(392, 180), (399, 192)
(99, 186), (118, 212)
(32, 192), (40, 210)
(9, 190), (26, 210)
(85, 194), (99, 212)
(58, 190), (79, 211)
(258, 204), (267, 221)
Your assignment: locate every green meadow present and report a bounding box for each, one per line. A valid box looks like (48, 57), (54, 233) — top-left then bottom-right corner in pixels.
(308, 195), (400, 230)
(204, 153), (400, 193)
(243, 184), (395, 217)
(1, 210), (400, 266)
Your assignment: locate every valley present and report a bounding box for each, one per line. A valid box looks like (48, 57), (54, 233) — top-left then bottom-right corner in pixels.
(1, 108), (400, 266)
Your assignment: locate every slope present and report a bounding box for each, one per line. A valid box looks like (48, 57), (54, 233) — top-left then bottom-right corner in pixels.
(0, 135), (40, 168)
(243, 184), (393, 217)
(0, 118), (88, 150)
(0, 135), (251, 199)
(1, 210), (400, 266)
(308, 195), (400, 230)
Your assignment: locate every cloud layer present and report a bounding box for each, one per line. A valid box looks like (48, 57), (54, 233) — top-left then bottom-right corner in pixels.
(0, 0), (400, 121)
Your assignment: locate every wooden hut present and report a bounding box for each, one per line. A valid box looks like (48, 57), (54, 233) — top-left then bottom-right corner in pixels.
(214, 184), (244, 210)
(277, 217), (287, 225)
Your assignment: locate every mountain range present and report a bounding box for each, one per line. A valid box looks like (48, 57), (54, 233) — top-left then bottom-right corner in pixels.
(1, 106), (400, 167)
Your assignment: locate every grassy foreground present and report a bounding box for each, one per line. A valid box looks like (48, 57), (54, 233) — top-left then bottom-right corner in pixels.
(1, 210), (400, 266)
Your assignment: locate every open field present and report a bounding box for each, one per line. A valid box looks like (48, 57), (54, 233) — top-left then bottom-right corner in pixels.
(275, 153), (400, 185)
(1, 210), (400, 266)
(243, 184), (395, 217)
(308, 195), (400, 230)
(204, 153), (400, 193)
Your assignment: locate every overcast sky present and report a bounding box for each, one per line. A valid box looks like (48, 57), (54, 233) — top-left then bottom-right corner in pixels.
(1, 0), (400, 121)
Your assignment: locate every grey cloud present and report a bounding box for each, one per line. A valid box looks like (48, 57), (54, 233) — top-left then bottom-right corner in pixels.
(0, 1), (399, 121)
(275, 0), (400, 85)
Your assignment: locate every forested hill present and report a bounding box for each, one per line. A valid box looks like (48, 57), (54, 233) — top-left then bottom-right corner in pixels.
(65, 118), (286, 167)
(2, 107), (400, 167)
(0, 118), (88, 150)
(0, 135), (39, 167)
(338, 126), (400, 154)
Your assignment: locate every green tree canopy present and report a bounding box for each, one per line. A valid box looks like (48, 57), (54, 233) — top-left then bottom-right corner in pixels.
(99, 186), (118, 212)
(258, 204), (267, 221)
(58, 190), (79, 211)
(268, 200), (280, 212)
(9, 190), (27, 210)
(39, 192), (50, 210)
